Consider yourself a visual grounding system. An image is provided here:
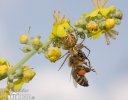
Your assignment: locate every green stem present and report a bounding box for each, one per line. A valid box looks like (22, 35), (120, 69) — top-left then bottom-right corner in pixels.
(8, 49), (37, 75)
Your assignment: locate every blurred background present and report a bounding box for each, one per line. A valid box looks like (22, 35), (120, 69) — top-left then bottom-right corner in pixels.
(0, 0), (128, 100)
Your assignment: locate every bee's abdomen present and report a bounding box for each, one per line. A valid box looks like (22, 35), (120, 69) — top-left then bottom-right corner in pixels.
(72, 68), (89, 87)
(76, 75), (89, 86)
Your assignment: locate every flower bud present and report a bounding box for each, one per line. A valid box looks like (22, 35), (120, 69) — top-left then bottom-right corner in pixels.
(115, 19), (121, 25)
(105, 19), (115, 30)
(76, 27), (84, 33)
(77, 19), (85, 26)
(16, 68), (23, 77)
(8, 75), (14, 82)
(32, 38), (41, 46)
(22, 66), (36, 83)
(86, 21), (99, 32)
(114, 10), (123, 19)
(108, 5), (116, 12)
(97, 14), (102, 19)
(99, 21), (105, 29)
(45, 47), (61, 62)
(20, 34), (28, 44)
(0, 65), (8, 80)
(0, 88), (9, 100)
(8, 82), (14, 89)
(12, 79), (24, 92)
(0, 60), (6, 65)
(75, 21), (79, 27)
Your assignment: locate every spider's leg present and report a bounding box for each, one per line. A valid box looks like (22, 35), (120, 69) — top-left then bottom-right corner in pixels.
(83, 45), (90, 57)
(80, 37), (85, 44)
(58, 54), (70, 71)
(58, 51), (69, 60)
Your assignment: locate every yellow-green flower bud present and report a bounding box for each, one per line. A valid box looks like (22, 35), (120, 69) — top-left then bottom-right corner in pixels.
(8, 75), (14, 82)
(45, 47), (61, 62)
(105, 19), (115, 30)
(0, 65), (8, 80)
(12, 79), (24, 92)
(0, 60), (6, 65)
(86, 21), (99, 33)
(0, 88), (9, 100)
(108, 5), (116, 12)
(76, 27), (84, 33)
(114, 10), (123, 19)
(20, 34), (28, 44)
(8, 82), (14, 89)
(22, 66), (36, 83)
(16, 69), (23, 77)
(32, 38), (41, 46)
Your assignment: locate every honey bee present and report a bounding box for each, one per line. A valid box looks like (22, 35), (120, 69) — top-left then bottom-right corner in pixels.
(58, 41), (95, 87)
(69, 50), (95, 87)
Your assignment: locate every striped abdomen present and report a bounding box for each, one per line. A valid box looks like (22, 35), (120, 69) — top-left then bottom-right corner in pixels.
(71, 67), (89, 87)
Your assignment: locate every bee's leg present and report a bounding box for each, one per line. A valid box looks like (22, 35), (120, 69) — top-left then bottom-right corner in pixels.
(83, 45), (90, 57)
(91, 68), (96, 72)
(58, 54), (70, 71)
(91, 68), (97, 75)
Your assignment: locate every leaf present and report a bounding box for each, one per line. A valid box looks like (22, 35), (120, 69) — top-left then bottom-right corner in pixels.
(12, 79), (24, 92)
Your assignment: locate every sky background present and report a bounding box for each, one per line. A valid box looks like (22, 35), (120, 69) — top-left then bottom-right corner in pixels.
(0, 0), (128, 100)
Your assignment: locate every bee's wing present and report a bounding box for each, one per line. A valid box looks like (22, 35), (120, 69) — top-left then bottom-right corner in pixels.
(72, 77), (78, 88)
(71, 68), (77, 88)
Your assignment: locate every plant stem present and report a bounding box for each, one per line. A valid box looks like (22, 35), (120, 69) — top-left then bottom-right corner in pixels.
(8, 49), (37, 76)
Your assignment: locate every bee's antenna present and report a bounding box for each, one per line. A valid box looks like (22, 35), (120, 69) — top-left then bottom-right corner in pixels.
(58, 54), (70, 71)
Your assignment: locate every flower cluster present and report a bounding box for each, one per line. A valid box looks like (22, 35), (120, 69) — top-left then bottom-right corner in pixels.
(45, 47), (61, 62)
(0, 59), (35, 99)
(10, 66), (36, 92)
(75, 5), (123, 45)
(45, 11), (77, 62)
(50, 11), (71, 39)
